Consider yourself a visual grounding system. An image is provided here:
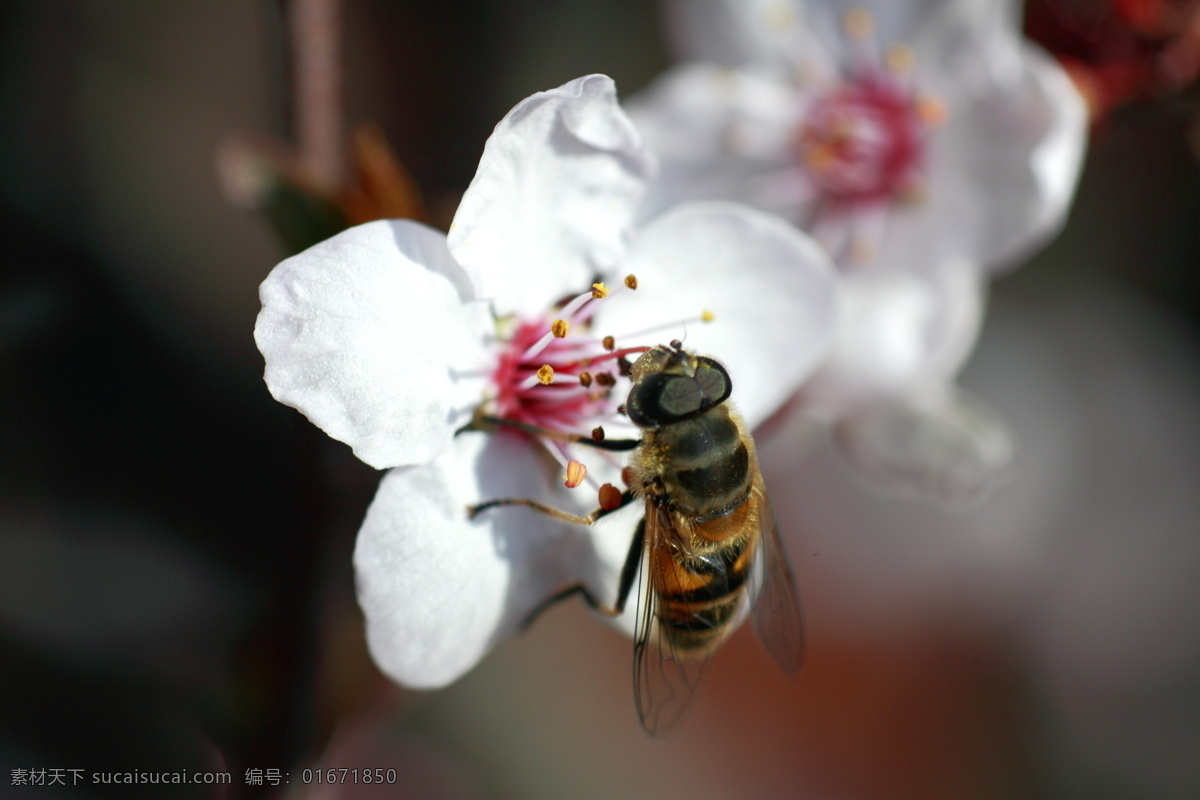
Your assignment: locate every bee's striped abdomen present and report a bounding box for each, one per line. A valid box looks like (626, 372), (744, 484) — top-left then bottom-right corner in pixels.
(651, 500), (758, 653)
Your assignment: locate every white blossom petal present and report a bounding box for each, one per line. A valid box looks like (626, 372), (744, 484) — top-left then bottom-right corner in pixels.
(885, 42), (1086, 272)
(987, 42), (1088, 268)
(448, 74), (655, 318)
(256, 220), (491, 470)
(665, 0), (1021, 82)
(832, 386), (1015, 502)
(629, 63), (800, 223)
(907, 0), (1024, 93)
(355, 432), (626, 688)
(592, 201), (839, 428)
(803, 258), (983, 411)
(663, 0), (832, 74)
(803, 0), (1023, 93)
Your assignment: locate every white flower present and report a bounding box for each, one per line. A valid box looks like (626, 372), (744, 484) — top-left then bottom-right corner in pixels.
(254, 75), (839, 688)
(802, 256), (1017, 500)
(629, 0), (1088, 499)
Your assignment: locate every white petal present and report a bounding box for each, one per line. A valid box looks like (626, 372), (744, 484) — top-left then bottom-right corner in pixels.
(663, 0), (832, 74)
(820, 0), (1024, 93)
(628, 64), (801, 223)
(990, 43), (1088, 268)
(663, 0), (1021, 83)
(448, 74), (655, 318)
(355, 432), (630, 688)
(256, 220), (491, 470)
(909, 0), (1024, 93)
(832, 386), (1015, 503)
(592, 201), (839, 428)
(885, 41), (1086, 272)
(803, 258), (983, 410)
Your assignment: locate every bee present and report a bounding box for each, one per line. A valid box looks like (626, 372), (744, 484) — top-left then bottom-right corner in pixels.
(468, 341), (804, 737)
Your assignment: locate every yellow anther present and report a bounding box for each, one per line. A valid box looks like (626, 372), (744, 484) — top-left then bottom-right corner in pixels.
(602, 335), (616, 351)
(843, 8), (874, 38)
(565, 460), (587, 489)
(915, 94), (948, 127)
(897, 178), (927, 204)
(886, 44), (915, 73)
(803, 143), (837, 173)
(551, 318), (570, 338)
(591, 282), (609, 299)
(624, 274), (639, 290)
(536, 365), (554, 385)
(701, 310), (715, 323)
(849, 237), (876, 264)
(578, 372), (593, 387)
(763, 1), (796, 31)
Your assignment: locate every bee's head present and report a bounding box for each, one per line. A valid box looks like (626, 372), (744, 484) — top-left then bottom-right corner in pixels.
(625, 340), (732, 428)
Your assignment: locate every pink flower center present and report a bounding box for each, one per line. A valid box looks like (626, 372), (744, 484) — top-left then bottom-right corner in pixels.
(480, 278), (712, 490)
(486, 282), (651, 485)
(796, 72), (927, 207)
(491, 322), (633, 431)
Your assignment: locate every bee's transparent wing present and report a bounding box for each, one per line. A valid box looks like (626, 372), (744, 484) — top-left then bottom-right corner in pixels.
(632, 501), (717, 739)
(748, 476), (805, 676)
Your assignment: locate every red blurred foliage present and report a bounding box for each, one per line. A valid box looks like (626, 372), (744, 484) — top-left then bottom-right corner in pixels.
(1025, 0), (1200, 122)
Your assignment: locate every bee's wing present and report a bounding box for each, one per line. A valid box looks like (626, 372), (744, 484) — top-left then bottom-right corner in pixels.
(748, 474), (805, 676)
(632, 499), (717, 739)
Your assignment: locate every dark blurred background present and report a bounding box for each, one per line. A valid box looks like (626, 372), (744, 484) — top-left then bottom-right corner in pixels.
(1, 1), (1198, 798)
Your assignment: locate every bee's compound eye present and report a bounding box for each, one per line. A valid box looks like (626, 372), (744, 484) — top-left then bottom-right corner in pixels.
(657, 375), (704, 417)
(693, 357), (732, 406)
(627, 373), (702, 427)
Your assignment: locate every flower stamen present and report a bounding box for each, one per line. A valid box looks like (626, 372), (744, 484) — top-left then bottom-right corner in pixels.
(599, 483), (624, 510)
(915, 94), (947, 127)
(485, 281), (657, 479)
(885, 44), (914, 74)
(843, 8), (874, 39)
(611, 311), (715, 343)
(564, 460), (587, 488)
(587, 345), (652, 366)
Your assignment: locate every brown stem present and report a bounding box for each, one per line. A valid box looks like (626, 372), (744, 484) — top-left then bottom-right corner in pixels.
(289, 0), (342, 188)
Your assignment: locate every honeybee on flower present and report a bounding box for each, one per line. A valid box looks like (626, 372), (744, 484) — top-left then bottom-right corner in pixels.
(255, 75), (838, 693)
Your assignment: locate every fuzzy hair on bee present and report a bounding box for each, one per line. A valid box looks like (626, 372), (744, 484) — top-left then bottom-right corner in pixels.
(467, 340), (804, 737)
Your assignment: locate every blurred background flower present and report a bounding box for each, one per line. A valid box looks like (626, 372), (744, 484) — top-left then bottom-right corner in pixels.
(1, 1), (1198, 799)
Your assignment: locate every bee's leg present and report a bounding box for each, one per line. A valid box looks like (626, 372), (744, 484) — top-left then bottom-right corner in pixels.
(611, 516), (646, 613)
(467, 489), (635, 524)
(460, 414), (640, 452)
(521, 518), (646, 630)
(467, 498), (590, 525)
